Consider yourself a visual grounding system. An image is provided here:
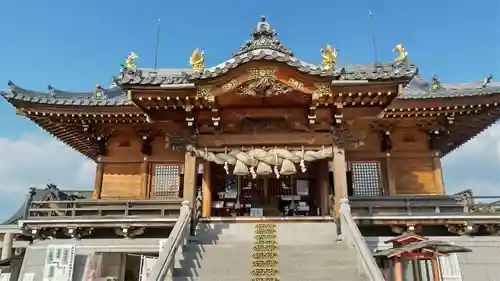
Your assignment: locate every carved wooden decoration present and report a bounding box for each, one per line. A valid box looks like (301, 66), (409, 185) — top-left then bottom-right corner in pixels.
(312, 83), (331, 100)
(236, 68), (293, 97)
(196, 86), (214, 102)
(238, 117), (290, 133)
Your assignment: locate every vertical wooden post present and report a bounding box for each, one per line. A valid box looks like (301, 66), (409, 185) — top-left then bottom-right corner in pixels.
(316, 160), (330, 216)
(385, 157), (397, 195)
(431, 257), (440, 281)
(263, 177), (269, 203)
(432, 153), (445, 195)
(183, 152), (197, 205)
(393, 257), (403, 281)
(92, 162), (104, 199)
(140, 161), (150, 199)
(201, 162), (212, 217)
(333, 145), (348, 218)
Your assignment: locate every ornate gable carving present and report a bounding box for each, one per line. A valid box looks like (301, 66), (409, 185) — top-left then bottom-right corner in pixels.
(236, 68), (292, 97)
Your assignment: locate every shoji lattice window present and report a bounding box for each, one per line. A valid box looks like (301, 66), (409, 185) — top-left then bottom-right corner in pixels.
(153, 165), (181, 199)
(349, 161), (383, 196)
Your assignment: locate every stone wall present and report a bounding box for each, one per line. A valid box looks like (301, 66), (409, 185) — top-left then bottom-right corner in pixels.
(365, 236), (500, 281)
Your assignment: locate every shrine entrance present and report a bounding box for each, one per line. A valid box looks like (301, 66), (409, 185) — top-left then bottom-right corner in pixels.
(199, 151), (331, 218)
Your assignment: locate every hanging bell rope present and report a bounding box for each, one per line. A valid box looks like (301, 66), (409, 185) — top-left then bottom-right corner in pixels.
(186, 145), (334, 176)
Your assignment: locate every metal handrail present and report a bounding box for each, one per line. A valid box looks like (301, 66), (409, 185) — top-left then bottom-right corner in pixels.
(149, 201), (192, 281)
(340, 198), (385, 281)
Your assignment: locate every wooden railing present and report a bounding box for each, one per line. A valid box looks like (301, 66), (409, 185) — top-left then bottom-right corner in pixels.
(343, 194), (500, 219)
(24, 199), (184, 220)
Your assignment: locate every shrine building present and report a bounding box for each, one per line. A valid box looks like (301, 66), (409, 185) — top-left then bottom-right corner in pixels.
(1, 16), (499, 281)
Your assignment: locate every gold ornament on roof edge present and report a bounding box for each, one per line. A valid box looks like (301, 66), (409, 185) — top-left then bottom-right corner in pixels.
(320, 44), (338, 70)
(393, 44), (408, 63)
(189, 48), (205, 72)
(124, 52), (139, 69)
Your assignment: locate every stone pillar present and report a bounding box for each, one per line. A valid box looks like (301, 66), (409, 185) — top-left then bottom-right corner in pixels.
(182, 152), (197, 205)
(1, 232), (13, 260)
(432, 152), (445, 195)
(92, 162), (104, 199)
(201, 162), (212, 217)
(333, 145), (348, 218)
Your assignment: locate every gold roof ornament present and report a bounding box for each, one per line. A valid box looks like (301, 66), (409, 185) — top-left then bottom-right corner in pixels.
(393, 44), (408, 63)
(189, 48), (205, 72)
(124, 52), (139, 69)
(320, 44), (338, 71)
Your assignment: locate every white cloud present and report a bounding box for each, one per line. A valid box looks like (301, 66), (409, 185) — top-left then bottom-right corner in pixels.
(0, 133), (95, 221)
(442, 123), (500, 195)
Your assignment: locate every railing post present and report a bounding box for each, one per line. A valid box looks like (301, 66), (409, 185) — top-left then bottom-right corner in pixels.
(339, 197), (350, 236)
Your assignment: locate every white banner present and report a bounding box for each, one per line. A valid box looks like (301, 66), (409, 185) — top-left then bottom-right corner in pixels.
(42, 245), (76, 281)
(81, 253), (102, 281)
(0, 273), (11, 281)
(138, 256), (158, 281)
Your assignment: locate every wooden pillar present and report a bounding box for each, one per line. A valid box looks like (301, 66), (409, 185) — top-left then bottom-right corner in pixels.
(432, 153), (445, 195)
(393, 257), (403, 281)
(333, 145), (348, 218)
(92, 162), (104, 199)
(431, 257), (440, 281)
(183, 152), (197, 205)
(385, 157), (397, 195)
(140, 161), (151, 199)
(316, 160), (330, 216)
(201, 162), (212, 217)
(263, 177), (269, 203)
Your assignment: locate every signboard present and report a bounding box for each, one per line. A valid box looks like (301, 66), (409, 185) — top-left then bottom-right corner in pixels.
(138, 256), (158, 281)
(250, 208), (264, 217)
(42, 245), (76, 281)
(0, 273), (11, 281)
(21, 273), (35, 281)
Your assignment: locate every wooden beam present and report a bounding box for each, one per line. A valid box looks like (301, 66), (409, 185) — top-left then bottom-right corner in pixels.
(202, 162), (212, 217)
(433, 154), (445, 195)
(197, 132), (332, 147)
(92, 163), (104, 199)
(140, 162), (151, 199)
(385, 157), (397, 195)
(183, 152), (198, 205)
(333, 145), (348, 218)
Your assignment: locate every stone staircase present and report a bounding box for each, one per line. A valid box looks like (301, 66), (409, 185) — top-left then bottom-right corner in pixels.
(170, 222), (370, 281)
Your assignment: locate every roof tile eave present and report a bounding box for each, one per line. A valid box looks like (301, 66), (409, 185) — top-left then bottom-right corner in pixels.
(4, 82), (128, 106)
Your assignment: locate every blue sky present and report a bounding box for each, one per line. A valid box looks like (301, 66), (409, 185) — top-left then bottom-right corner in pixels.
(0, 0), (499, 219)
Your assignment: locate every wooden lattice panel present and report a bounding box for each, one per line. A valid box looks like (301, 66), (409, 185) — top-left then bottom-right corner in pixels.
(153, 165), (181, 199)
(349, 161), (383, 196)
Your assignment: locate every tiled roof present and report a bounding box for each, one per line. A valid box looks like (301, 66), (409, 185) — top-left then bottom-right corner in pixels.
(401, 74), (500, 99)
(115, 16), (417, 86)
(1, 81), (130, 106)
(1, 186), (92, 225)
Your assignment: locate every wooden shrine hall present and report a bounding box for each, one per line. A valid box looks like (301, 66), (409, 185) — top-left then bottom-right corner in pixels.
(2, 16), (500, 220)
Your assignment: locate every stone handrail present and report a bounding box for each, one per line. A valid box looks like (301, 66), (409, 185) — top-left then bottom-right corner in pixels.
(149, 201), (192, 281)
(340, 198), (385, 281)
